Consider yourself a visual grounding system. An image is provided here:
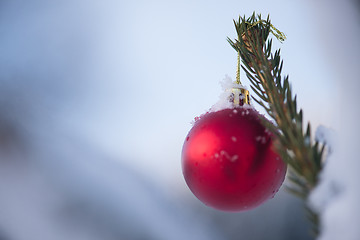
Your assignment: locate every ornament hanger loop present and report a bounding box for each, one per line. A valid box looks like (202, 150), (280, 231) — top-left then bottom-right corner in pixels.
(246, 20), (286, 42)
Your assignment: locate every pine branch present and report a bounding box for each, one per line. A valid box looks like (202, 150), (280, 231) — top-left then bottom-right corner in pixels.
(228, 12), (325, 236)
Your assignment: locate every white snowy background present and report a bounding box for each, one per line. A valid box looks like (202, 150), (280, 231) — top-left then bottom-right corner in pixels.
(0, 0), (359, 240)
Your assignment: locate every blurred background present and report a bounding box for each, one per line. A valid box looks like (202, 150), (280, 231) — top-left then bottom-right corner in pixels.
(0, 0), (359, 239)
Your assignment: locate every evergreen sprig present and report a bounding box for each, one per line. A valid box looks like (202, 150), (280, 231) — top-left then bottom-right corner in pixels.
(228, 13), (325, 236)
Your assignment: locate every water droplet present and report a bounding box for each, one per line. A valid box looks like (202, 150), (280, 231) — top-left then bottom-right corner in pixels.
(233, 109), (238, 114)
(231, 136), (237, 142)
(214, 153), (219, 158)
(276, 169), (280, 173)
(255, 136), (267, 144)
(229, 114), (233, 117)
(230, 155), (238, 162)
(264, 128), (271, 136)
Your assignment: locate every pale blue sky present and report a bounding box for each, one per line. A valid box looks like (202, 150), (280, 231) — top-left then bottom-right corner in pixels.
(0, 0), (346, 188)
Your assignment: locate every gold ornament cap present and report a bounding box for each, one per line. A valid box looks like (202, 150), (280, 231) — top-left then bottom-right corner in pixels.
(228, 85), (250, 106)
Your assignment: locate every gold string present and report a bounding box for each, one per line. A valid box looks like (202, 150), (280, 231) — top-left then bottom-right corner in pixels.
(236, 51), (241, 84)
(246, 20), (286, 42)
(235, 18), (285, 85)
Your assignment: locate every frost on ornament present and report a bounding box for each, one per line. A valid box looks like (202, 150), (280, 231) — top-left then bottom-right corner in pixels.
(210, 75), (253, 113)
(191, 76), (253, 126)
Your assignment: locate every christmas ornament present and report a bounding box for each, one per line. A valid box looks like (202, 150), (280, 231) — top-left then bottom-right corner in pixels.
(181, 14), (289, 212)
(182, 86), (287, 211)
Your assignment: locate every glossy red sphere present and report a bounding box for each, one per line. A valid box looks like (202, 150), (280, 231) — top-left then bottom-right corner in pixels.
(182, 108), (287, 211)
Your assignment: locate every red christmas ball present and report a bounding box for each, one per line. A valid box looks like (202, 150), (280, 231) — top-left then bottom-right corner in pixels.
(182, 107), (287, 211)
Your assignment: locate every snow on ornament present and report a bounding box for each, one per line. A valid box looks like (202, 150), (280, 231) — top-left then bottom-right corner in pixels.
(181, 78), (287, 211)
